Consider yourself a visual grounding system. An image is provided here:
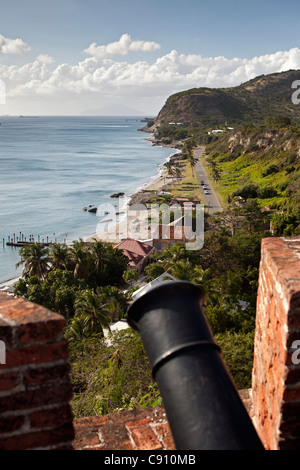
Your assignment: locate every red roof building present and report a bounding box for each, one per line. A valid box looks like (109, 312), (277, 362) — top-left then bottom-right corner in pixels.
(115, 239), (155, 273)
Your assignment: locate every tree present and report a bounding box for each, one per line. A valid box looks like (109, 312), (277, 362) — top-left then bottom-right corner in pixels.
(69, 239), (92, 281)
(49, 243), (70, 270)
(165, 259), (194, 281)
(174, 167), (182, 181)
(89, 240), (108, 284)
(16, 243), (50, 280)
(123, 269), (138, 286)
(163, 161), (176, 184)
(211, 165), (222, 183)
(97, 285), (130, 321)
(74, 290), (114, 337)
(187, 154), (197, 177)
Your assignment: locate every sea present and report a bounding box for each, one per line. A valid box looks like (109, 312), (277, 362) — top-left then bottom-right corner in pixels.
(0, 116), (174, 284)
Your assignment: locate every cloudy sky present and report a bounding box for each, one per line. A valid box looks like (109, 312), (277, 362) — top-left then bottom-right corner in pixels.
(0, 0), (300, 116)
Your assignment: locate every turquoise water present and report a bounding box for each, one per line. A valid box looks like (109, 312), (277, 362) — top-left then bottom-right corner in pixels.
(0, 116), (173, 282)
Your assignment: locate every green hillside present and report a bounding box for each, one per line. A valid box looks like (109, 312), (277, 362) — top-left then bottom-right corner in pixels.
(203, 123), (300, 235)
(153, 69), (300, 129)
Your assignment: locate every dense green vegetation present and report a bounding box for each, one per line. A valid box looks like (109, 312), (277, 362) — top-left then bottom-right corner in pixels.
(204, 122), (300, 236)
(14, 240), (130, 323)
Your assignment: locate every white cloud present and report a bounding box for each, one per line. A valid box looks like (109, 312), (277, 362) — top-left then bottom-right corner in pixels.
(36, 54), (55, 64)
(1, 43), (300, 115)
(0, 34), (30, 55)
(84, 33), (161, 58)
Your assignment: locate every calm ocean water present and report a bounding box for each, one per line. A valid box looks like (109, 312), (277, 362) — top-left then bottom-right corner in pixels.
(0, 116), (173, 283)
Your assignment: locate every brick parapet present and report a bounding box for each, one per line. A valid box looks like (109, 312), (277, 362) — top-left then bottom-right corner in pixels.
(252, 237), (300, 450)
(0, 293), (74, 450)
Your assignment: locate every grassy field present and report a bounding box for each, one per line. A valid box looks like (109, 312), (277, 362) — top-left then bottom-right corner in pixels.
(164, 158), (203, 201)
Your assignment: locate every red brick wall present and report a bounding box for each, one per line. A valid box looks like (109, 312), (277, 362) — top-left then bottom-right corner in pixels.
(252, 237), (300, 450)
(0, 293), (74, 450)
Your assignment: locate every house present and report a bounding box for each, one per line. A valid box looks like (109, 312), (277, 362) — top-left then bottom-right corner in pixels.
(152, 217), (193, 251)
(115, 239), (155, 274)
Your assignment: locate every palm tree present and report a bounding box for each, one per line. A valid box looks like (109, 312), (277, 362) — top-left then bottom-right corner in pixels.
(123, 269), (138, 287)
(89, 240), (107, 281)
(161, 243), (187, 264)
(163, 161), (176, 184)
(97, 285), (130, 321)
(65, 314), (88, 345)
(187, 154), (197, 177)
(212, 165), (222, 183)
(190, 266), (213, 295)
(74, 290), (115, 336)
(165, 259), (194, 281)
(49, 243), (70, 270)
(69, 239), (92, 281)
(16, 243), (50, 279)
(174, 167), (182, 182)
(207, 158), (217, 171)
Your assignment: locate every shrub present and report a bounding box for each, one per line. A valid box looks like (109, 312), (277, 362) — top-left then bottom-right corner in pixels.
(257, 186), (277, 199)
(233, 184), (258, 199)
(69, 329), (158, 418)
(262, 164), (279, 177)
(215, 331), (255, 389)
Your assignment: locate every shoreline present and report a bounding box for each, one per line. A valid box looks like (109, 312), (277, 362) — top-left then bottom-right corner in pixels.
(0, 134), (181, 286)
(87, 150), (182, 245)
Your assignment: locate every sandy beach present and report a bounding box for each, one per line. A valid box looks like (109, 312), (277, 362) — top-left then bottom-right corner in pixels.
(87, 151), (182, 245)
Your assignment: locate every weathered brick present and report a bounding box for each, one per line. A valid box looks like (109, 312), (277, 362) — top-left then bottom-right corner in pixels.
(73, 415), (110, 428)
(0, 381), (73, 412)
(73, 428), (103, 449)
(0, 370), (20, 392)
(23, 362), (70, 386)
(0, 321), (14, 349)
(0, 414), (25, 434)
(108, 440), (134, 450)
(5, 339), (69, 367)
(0, 423), (74, 450)
(0, 298), (64, 328)
(253, 237), (300, 450)
(109, 406), (152, 425)
(127, 423), (163, 450)
(30, 404), (73, 429)
(100, 423), (130, 447)
(126, 417), (152, 428)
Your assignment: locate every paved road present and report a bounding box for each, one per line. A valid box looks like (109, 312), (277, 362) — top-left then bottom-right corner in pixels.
(194, 146), (223, 214)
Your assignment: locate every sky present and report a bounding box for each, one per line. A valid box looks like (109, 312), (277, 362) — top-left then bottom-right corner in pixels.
(0, 0), (300, 116)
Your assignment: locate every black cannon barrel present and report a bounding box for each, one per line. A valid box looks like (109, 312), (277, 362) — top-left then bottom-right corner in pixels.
(127, 281), (264, 450)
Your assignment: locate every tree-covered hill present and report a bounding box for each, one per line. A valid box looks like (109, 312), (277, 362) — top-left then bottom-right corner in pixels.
(152, 69), (300, 128)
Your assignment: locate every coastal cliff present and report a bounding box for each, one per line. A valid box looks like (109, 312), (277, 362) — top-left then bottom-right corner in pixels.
(150, 69), (300, 129)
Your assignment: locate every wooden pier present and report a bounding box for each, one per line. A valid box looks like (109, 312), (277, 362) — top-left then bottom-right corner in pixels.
(5, 241), (51, 247)
(3, 232), (67, 248)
